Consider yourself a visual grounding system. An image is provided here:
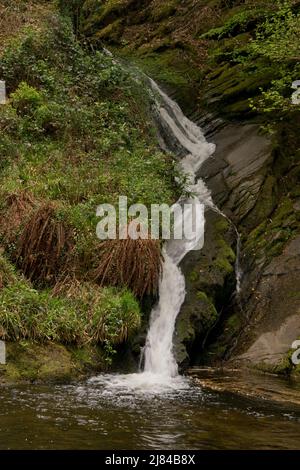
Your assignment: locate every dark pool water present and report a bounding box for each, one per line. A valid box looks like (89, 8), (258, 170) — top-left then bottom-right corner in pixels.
(1, 373), (300, 450)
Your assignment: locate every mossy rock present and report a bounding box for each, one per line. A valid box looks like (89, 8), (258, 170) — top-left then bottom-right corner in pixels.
(203, 62), (277, 118)
(174, 291), (218, 366)
(93, 18), (124, 42)
(174, 211), (237, 367)
(244, 197), (300, 264)
(149, 0), (179, 22)
(0, 341), (106, 384)
(121, 48), (203, 115)
(253, 356), (293, 376)
(242, 175), (278, 229)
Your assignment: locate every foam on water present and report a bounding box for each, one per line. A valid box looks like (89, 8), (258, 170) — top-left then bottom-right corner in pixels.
(87, 373), (191, 397)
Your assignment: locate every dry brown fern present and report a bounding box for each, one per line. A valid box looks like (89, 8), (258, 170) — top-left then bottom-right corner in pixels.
(93, 233), (163, 298)
(16, 202), (74, 285)
(0, 191), (36, 242)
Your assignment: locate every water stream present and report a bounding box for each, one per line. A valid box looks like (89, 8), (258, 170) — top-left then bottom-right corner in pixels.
(143, 79), (216, 379)
(1, 375), (300, 450)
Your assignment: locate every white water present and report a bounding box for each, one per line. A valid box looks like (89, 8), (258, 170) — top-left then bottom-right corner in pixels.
(142, 80), (215, 379)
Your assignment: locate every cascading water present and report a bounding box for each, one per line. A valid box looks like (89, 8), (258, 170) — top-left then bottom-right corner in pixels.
(142, 80), (215, 378)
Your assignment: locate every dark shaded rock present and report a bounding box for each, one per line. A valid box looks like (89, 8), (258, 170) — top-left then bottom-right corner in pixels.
(174, 210), (237, 367)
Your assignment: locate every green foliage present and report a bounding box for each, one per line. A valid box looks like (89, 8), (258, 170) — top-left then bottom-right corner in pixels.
(0, 9), (183, 358)
(244, 0), (300, 116)
(11, 82), (44, 116)
(201, 9), (263, 40)
(248, 0), (300, 63)
(0, 12), (179, 294)
(244, 197), (300, 261)
(88, 287), (141, 361)
(0, 263), (141, 362)
(201, 1), (300, 120)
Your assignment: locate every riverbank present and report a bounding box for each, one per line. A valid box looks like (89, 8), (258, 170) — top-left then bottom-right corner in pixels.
(188, 367), (300, 406)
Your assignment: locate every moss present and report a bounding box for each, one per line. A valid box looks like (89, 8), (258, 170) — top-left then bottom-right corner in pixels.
(93, 18), (124, 42)
(1, 341), (106, 383)
(204, 61), (277, 118)
(175, 291), (218, 347)
(150, 0), (179, 22)
(4, 342), (75, 383)
(174, 291), (218, 364)
(127, 49), (202, 114)
(201, 8), (267, 40)
(188, 270), (199, 283)
(244, 197), (300, 262)
(225, 313), (241, 330)
(244, 175), (277, 229)
(213, 240), (235, 274)
(211, 222), (236, 276)
(82, 0), (129, 33)
(253, 356), (293, 376)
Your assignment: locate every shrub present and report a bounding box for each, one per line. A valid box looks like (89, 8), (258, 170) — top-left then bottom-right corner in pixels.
(201, 9), (265, 40)
(11, 82), (44, 116)
(0, 275), (141, 362)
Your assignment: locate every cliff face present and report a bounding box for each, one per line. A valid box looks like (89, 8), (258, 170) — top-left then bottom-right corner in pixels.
(80, 0), (300, 376)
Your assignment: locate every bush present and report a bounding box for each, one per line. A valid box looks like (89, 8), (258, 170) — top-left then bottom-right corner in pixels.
(248, 1), (300, 113)
(201, 9), (265, 40)
(0, 274), (141, 362)
(11, 82), (44, 116)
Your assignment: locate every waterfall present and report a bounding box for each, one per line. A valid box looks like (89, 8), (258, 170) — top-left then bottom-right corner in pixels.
(143, 80), (215, 378)
(95, 48), (241, 390)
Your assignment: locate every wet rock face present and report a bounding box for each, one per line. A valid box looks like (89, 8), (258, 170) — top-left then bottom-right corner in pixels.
(175, 119), (300, 373)
(200, 121), (300, 372)
(174, 210), (236, 367)
(174, 123), (274, 368)
(236, 235), (300, 369)
(202, 124), (273, 224)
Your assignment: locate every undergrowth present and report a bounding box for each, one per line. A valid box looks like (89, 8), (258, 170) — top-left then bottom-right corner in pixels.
(0, 253), (141, 363)
(0, 7), (181, 359)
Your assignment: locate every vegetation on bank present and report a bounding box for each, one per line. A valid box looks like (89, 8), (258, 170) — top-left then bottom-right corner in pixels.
(0, 3), (181, 364)
(0, 251), (141, 361)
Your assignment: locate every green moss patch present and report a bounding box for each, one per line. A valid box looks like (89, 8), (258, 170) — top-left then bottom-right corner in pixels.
(0, 341), (106, 383)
